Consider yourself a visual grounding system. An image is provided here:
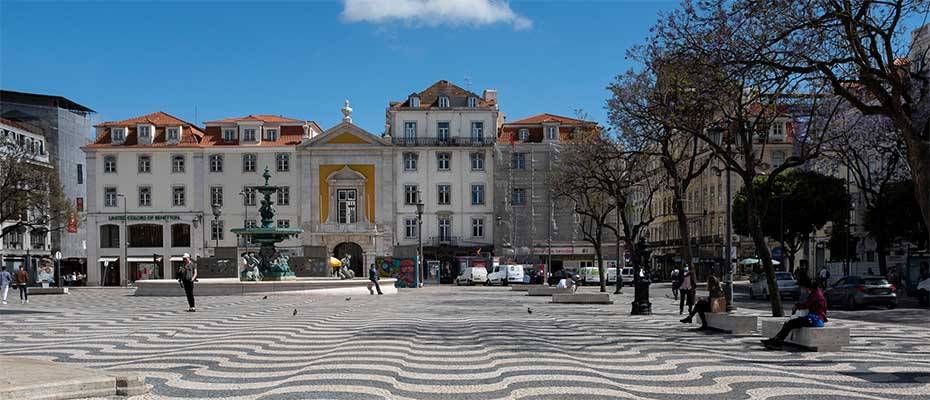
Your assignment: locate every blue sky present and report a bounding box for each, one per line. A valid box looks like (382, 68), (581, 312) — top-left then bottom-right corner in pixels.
(0, 1), (682, 133)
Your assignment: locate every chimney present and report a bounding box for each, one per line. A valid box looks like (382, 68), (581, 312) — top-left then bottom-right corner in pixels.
(483, 89), (497, 105)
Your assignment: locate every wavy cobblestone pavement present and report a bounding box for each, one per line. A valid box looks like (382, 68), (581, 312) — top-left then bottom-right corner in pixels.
(0, 286), (928, 399)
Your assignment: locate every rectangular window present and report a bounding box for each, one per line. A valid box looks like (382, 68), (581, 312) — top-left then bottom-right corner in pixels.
(437, 184), (451, 205)
(138, 155), (151, 173)
(404, 218), (417, 239)
(470, 152), (484, 171)
(437, 122), (450, 140)
(436, 152), (450, 171)
(243, 187), (257, 206)
(172, 156), (185, 173)
(276, 153), (290, 172)
(277, 186), (290, 206)
(438, 217), (452, 240)
(223, 129), (236, 141)
(172, 186), (186, 206)
(468, 97), (477, 107)
(265, 129), (278, 141)
(167, 127), (180, 142)
(438, 96), (450, 108)
(211, 220), (224, 241)
(404, 121), (417, 140)
(471, 184), (485, 205)
(242, 154), (256, 172)
(404, 152), (418, 171)
(512, 188), (526, 205)
(471, 121), (484, 141)
(210, 186), (224, 206)
(138, 126), (152, 138)
(210, 154), (223, 172)
(512, 152), (526, 170)
(276, 219), (290, 229)
(243, 128), (257, 142)
(139, 186), (152, 207)
(337, 189), (357, 224)
(545, 126), (557, 140)
(519, 128), (529, 141)
(112, 128), (125, 141)
(472, 218), (485, 238)
(104, 187), (118, 207)
(404, 184), (419, 205)
(76, 163), (84, 184)
(75, 197), (84, 212)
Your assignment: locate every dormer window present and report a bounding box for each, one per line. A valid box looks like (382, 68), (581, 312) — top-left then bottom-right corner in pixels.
(518, 129), (529, 141)
(467, 97), (478, 107)
(138, 125), (152, 138)
(222, 128), (236, 141)
(167, 127), (180, 143)
(409, 95), (420, 108)
(545, 126), (558, 141)
(769, 122), (785, 139)
(265, 128), (278, 142)
(111, 128), (125, 143)
(243, 128), (257, 142)
(438, 96), (450, 108)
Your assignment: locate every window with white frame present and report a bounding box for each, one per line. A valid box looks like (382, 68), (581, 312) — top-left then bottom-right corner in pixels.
(209, 154), (224, 172)
(472, 218), (485, 238)
(243, 128), (257, 142)
(438, 96), (450, 108)
(242, 154), (256, 173)
(172, 155), (185, 173)
(138, 125), (152, 139)
(770, 122), (785, 138)
(436, 152), (451, 171)
(772, 150), (785, 167)
(172, 186), (186, 206)
(138, 186), (152, 207)
(404, 121), (417, 140)
(404, 184), (419, 205)
(438, 217), (452, 240)
(277, 186), (290, 206)
(512, 188), (526, 205)
(276, 219), (290, 228)
(471, 184), (485, 205)
(467, 97), (477, 107)
(210, 186), (223, 206)
(104, 187), (118, 207)
(437, 184), (451, 205)
(337, 189), (357, 224)
(409, 96), (420, 107)
(404, 218), (417, 239)
(470, 153), (485, 171)
(437, 122), (450, 140)
(103, 155), (117, 173)
(276, 153), (290, 172)
(403, 152), (418, 171)
(471, 121), (484, 141)
(545, 126), (557, 140)
(518, 129), (529, 141)
(243, 187), (257, 206)
(167, 127), (180, 142)
(111, 128), (125, 142)
(222, 128), (236, 141)
(265, 129), (278, 141)
(138, 155), (151, 173)
(211, 220), (224, 241)
(512, 152), (526, 170)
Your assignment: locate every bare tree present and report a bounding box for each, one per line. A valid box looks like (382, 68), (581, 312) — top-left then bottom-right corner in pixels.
(0, 134), (73, 241)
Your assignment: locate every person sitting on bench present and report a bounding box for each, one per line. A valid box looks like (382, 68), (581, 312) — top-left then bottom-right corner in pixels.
(762, 279), (827, 350)
(679, 275), (725, 329)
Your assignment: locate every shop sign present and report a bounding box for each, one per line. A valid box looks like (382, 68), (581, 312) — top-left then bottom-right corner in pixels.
(109, 215), (181, 222)
(532, 246), (594, 255)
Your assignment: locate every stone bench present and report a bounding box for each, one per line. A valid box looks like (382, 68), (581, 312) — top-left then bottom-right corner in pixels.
(761, 318), (850, 352)
(26, 287), (69, 295)
(511, 284), (543, 292)
(700, 313), (757, 334)
(552, 293), (613, 304)
(527, 287), (574, 296)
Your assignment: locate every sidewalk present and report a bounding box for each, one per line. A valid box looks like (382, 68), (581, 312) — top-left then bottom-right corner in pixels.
(0, 356), (149, 400)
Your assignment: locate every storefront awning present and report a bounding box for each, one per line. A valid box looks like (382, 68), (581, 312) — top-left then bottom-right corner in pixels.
(97, 257), (118, 263)
(169, 256), (184, 262)
(127, 256), (161, 262)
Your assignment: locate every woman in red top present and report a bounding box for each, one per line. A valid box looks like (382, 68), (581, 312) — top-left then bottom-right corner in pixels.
(762, 279), (827, 350)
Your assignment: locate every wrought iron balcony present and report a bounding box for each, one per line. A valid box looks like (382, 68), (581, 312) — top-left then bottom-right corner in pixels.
(429, 236), (459, 246)
(391, 136), (495, 147)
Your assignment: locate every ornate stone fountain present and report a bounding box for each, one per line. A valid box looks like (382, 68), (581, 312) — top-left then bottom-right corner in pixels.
(231, 167), (303, 281)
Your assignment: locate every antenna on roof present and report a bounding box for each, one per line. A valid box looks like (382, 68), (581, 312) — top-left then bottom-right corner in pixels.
(464, 76), (472, 90)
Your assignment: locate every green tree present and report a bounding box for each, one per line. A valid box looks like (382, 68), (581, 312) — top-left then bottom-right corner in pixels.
(733, 170), (847, 271)
(864, 180), (930, 258)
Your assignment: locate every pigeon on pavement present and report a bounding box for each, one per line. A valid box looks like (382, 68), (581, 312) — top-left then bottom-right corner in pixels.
(292, 309), (298, 316)
(527, 307), (533, 314)
(345, 297), (351, 301)
(262, 296), (268, 300)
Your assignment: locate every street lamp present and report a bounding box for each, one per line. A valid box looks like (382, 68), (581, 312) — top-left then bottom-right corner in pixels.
(116, 193), (128, 287)
(211, 203), (223, 252)
(415, 194), (424, 288)
(712, 163), (735, 311)
(54, 250), (62, 288)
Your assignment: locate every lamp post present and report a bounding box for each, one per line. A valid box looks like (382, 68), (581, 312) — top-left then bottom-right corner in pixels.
(713, 161), (735, 311)
(116, 193), (128, 287)
(54, 250), (62, 288)
(415, 195), (424, 288)
(211, 203), (223, 253)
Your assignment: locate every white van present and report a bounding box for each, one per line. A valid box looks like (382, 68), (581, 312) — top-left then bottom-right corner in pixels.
(488, 264), (525, 286)
(619, 267), (634, 286)
(455, 267), (488, 286)
(578, 267), (601, 285)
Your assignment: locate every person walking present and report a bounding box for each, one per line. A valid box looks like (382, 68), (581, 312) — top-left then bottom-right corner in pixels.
(0, 266), (12, 305)
(367, 263), (383, 295)
(670, 267), (680, 301)
(678, 266), (696, 314)
(818, 266), (830, 289)
(15, 266), (29, 304)
(178, 254), (197, 312)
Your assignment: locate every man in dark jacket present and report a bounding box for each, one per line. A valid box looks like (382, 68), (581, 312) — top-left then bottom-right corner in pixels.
(368, 263), (383, 295)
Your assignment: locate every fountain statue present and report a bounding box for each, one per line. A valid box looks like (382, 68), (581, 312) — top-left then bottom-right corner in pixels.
(231, 167), (304, 281)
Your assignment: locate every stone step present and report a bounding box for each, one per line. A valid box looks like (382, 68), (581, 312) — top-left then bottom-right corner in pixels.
(26, 287), (69, 295)
(761, 318), (850, 352)
(511, 284), (543, 292)
(527, 287), (574, 296)
(552, 293), (613, 304)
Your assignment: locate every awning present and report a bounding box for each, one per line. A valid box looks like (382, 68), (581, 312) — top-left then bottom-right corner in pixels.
(127, 256), (161, 262)
(97, 257), (118, 263)
(170, 256), (184, 262)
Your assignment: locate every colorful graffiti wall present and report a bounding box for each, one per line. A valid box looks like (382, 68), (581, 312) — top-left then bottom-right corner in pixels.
(375, 257), (418, 288)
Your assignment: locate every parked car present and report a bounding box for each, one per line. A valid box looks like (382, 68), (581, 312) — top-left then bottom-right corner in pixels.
(454, 267), (488, 286)
(488, 264), (525, 286)
(825, 276), (897, 309)
(749, 272), (800, 300)
(607, 267), (618, 285)
(577, 267), (602, 285)
(619, 267), (634, 286)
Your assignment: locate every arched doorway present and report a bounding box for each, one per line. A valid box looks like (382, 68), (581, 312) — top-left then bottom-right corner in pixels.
(333, 242), (363, 277)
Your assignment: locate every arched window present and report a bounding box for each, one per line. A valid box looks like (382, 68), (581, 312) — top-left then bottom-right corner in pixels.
(103, 156), (117, 173)
(172, 155), (185, 173)
(171, 223), (191, 247)
(100, 224), (120, 248)
(129, 224), (163, 248)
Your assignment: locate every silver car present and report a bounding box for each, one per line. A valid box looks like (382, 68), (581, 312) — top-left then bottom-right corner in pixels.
(749, 272), (800, 300)
(825, 276), (897, 309)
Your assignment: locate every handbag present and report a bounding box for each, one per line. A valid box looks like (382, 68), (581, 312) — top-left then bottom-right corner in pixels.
(709, 297), (727, 313)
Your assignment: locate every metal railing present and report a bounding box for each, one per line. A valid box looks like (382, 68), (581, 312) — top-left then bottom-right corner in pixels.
(392, 137), (495, 147)
(430, 236), (458, 246)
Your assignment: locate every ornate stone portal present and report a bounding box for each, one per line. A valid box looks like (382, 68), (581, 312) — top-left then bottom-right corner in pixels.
(231, 168), (304, 281)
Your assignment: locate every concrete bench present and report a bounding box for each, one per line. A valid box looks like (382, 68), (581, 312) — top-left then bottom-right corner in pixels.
(26, 287), (69, 295)
(511, 284), (543, 292)
(761, 319), (850, 352)
(552, 293), (613, 304)
(700, 313), (757, 334)
(527, 287), (574, 296)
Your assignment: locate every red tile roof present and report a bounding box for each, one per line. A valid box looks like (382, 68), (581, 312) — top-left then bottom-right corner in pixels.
(199, 125), (304, 147)
(204, 114), (306, 124)
(390, 80), (495, 109)
(499, 113), (598, 143)
(88, 111), (205, 148)
(506, 113), (591, 125)
(95, 111), (198, 128)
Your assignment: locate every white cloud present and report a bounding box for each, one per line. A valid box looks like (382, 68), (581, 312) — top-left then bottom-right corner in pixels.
(341, 0), (532, 30)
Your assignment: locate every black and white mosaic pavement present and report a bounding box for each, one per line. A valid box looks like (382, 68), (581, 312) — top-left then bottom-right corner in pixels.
(0, 286), (928, 399)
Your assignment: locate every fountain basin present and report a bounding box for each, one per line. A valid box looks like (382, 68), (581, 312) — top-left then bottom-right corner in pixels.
(134, 277), (398, 296)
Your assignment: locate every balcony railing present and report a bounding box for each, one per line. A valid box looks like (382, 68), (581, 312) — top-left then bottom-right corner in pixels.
(430, 236), (458, 246)
(392, 137), (495, 147)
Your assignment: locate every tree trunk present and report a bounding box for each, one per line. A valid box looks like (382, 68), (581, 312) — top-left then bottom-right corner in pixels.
(596, 246), (606, 293)
(902, 127), (930, 250)
(748, 193), (784, 317)
(673, 188), (694, 273)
